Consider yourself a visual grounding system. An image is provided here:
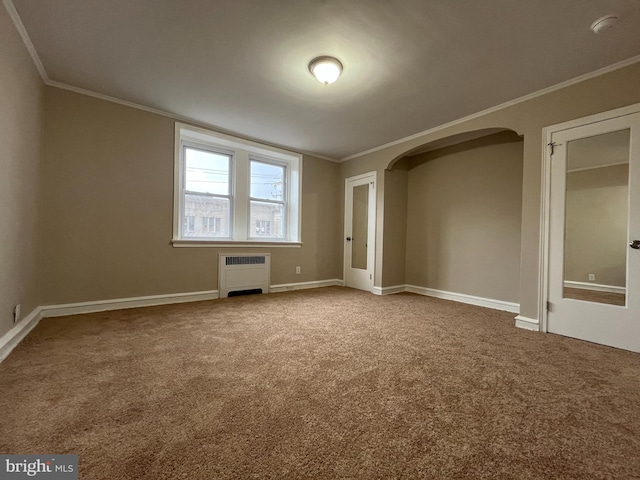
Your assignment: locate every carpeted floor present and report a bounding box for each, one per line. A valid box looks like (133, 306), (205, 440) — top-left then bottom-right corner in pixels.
(563, 287), (626, 306)
(1, 287), (639, 479)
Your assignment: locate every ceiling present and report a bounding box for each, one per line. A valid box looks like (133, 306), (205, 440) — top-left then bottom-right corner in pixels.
(8, 0), (640, 161)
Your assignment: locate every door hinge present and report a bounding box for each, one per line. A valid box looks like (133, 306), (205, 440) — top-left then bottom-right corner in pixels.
(547, 301), (552, 312)
(547, 142), (560, 156)
(370, 274), (372, 280)
(371, 181), (375, 189)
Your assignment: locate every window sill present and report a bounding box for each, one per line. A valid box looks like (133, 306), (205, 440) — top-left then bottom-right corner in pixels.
(171, 239), (302, 248)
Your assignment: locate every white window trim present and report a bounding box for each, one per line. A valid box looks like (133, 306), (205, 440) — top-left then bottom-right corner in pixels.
(173, 123), (302, 247)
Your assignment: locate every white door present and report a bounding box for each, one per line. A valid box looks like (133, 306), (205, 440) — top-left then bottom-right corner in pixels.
(344, 172), (376, 291)
(547, 111), (640, 352)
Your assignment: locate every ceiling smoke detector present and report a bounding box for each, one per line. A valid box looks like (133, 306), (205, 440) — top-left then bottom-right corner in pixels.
(591, 14), (619, 34)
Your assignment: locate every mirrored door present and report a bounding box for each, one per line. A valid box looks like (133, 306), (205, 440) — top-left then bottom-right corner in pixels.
(344, 173), (376, 291)
(562, 130), (629, 306)
(547, 112), (640, 352)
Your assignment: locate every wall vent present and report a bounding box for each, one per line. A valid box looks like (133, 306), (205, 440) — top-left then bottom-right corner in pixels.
(225, 255), (266, 266)
(219, 254), (271, 298)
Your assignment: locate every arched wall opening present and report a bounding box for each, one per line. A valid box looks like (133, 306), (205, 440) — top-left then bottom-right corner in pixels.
(381, 128), (524, 307)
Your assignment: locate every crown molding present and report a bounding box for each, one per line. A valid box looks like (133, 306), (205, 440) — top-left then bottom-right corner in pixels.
(339, 54), (640, 162)
(45, 80), (340, 163)
(3, 0), (48, 82)
(5, 0), (639, 165)
(4, 1), (339, 163)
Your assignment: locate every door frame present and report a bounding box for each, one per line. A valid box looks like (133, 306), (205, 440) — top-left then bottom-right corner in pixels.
(344, 171), (377, 292)
(539, 101), (640, 333)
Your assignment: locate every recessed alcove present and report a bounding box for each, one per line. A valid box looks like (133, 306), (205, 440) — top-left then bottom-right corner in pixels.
(382, 129), (524, 304)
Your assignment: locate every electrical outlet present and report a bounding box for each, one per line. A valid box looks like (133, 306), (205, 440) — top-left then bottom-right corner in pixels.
(13, 304), (21, 323)
(588, 274), (596, 282)
(296, 266), (301, 275)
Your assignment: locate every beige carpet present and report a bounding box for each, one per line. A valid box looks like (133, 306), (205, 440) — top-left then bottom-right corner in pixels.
(1, 287), (639, 479)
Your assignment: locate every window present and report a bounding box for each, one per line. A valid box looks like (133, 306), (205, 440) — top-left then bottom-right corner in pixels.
(250, 160), (285, 239)
(204, 217), (222, 233)
(184, 215), (196, 233)
(255, 220), (272, 235)
(173, 123), (301, 246)
(183, 147), (231, 238)
(202, 216), (221, 233)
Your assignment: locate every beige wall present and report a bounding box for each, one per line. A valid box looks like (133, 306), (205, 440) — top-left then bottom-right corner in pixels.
(404, 132), (523, 302)
(4, 14), (640, 328)
(339, 62), (640, 320)
(381, 169), (407, 288)
(0, 6), (44, 337)
(565, 164), (628, 287)
(41, 88), (341, 305)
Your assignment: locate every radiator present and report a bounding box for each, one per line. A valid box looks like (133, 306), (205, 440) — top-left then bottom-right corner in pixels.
(218, 253), (271, 298)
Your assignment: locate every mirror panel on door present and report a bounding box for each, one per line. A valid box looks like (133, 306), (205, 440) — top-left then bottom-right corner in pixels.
(351, 184), (369, 270)
(562, 129), (630, 306)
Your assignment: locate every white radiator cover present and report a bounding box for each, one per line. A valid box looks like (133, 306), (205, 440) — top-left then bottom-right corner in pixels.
(218, 253), (271, 298)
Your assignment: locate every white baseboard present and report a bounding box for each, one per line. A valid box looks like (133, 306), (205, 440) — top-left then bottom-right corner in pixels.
(40, 290), (220, 318)
(42, 280), (344, 318)
(371, 284), (520, 313)
(1, 280), (520, 363)
(269, 278), (343, 293)
(372, 285), (406, 296)
(1, 280), (347, 364)
(0, 307), (43, 363)
(404, 284), (520, 313)
(564, 280), (626, 294)
(514, 315), (540, 331)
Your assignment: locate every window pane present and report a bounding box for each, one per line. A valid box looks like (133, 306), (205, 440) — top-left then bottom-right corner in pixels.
(184, 194), (230, 238)
(185, 147), (230, 195)
(250, 160), (284, 201)
(250, 201), (284, 239)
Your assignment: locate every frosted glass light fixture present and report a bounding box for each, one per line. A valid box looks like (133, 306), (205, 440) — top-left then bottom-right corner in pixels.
(308, 56), (343, 85)
(590, 14), (618, 34)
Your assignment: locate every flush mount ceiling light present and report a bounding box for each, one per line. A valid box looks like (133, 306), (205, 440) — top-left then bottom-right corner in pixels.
(591, 14), (619, 34)
(308, 56), (343, 85)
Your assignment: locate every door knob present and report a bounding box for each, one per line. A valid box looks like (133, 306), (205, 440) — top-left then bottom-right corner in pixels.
(631, 240), (640, 250)
(346, 237), (352, 242)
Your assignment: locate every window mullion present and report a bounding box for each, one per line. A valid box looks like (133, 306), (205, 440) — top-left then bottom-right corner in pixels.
(233, 150), (249, 240)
